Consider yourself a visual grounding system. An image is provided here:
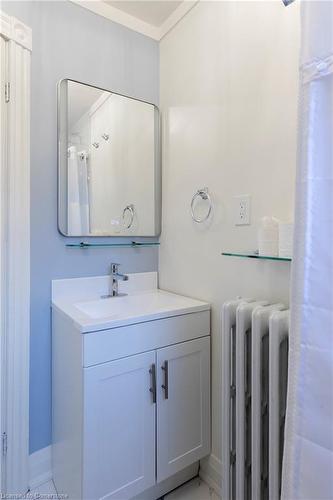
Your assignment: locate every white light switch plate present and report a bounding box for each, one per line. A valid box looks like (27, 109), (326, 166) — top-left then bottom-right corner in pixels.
(234, 195), (251, 225)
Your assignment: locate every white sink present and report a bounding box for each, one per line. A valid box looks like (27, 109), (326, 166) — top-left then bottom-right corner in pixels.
(52, 272), (210, 333)
(76, 290), (204, 319)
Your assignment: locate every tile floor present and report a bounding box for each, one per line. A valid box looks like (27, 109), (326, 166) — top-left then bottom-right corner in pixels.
(30, 479), (58, 497)
(30, 477), (220, 499)
(165, 477), (220, 500)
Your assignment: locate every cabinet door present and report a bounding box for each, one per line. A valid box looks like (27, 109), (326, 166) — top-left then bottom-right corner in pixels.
(83, 351), (156, 500)
(156, 337), (210, 482)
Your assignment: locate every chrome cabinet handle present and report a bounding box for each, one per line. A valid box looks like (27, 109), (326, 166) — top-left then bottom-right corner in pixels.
(149, 364), (156, 404)
(161, 361), (169, 399)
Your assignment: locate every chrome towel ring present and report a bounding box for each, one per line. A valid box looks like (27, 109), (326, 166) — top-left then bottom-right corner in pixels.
(191, 188), (212, 223)
(122, 204), (135, 229)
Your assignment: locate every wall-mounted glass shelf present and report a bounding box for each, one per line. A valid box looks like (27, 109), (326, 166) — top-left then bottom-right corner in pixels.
(222, 251), (292, 262)
(66, 241), (160, 249)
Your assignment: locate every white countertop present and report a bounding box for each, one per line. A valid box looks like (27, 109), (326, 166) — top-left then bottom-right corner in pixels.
(52, 273), (210, 333)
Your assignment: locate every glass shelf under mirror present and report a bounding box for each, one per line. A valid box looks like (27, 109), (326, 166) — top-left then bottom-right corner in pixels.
(222, 251), (292, 262)
(66, 241), (160, 249)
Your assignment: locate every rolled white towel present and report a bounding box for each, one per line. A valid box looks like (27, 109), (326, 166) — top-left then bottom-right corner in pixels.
(279, 222), (294, 258)
(258, 216), (280, 256)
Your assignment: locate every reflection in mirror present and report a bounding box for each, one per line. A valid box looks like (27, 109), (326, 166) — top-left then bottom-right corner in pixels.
(58, 79), (160, 236)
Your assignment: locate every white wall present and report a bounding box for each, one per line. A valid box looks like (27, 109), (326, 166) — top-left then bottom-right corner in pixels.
(2, 0), (159, 454)
(159, 0), (300, 470)
(89, 94), (155, 235)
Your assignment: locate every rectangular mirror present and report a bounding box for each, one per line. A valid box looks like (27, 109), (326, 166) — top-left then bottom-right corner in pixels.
(58, 79), (161, 236)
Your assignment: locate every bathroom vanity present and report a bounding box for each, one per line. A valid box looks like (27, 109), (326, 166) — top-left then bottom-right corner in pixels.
(52, 272), (210, 500)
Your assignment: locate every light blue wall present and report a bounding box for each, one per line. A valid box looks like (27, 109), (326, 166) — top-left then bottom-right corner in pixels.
(2, 1), (159, 454)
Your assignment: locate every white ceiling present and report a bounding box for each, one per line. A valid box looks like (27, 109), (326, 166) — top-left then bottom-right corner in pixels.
(106, 1), (183, 28)
(71, 0), (197, 40)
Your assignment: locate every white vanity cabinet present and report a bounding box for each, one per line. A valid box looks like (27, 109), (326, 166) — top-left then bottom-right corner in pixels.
(52, 274), (210, 500)
(82, 337), (210, 500)
(157, 337), (210, 482)
(83, 351), (156, 500)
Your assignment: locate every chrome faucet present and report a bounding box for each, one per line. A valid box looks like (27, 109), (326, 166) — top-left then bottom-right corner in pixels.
(102, 263), (129, 298)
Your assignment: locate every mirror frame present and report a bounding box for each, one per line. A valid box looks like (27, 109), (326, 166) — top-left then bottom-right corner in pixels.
(57, 78), (161, 237)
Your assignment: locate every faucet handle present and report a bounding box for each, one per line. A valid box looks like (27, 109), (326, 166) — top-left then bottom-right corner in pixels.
(110, 262), (120, 272)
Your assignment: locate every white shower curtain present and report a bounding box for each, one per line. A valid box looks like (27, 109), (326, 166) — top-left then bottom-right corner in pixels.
(67, 145), (81, 234)
(77, 150), (90, 234)
(282, 2), (333, 499)
(67, 146), (90, 234)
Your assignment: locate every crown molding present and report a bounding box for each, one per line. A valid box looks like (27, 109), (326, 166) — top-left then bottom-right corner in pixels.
(159, 1), (198, 40)
(69, 0), (198, 41)
(0, 11), (32, 50)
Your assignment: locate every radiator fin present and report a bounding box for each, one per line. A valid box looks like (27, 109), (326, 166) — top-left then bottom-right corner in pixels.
(222, 300), (289, 500)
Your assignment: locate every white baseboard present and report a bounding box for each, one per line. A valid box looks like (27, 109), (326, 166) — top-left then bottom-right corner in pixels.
(29, 445), (52, 490)
(200, 454), (222, 498)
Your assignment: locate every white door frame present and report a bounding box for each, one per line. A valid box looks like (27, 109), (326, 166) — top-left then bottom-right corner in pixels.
(0, 11), (31, 495)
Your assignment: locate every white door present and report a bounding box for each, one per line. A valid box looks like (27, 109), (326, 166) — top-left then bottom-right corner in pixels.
(0, 16), (31, 494)
(0, 33), (8, 494)
(83, 351), (156, 500)
(156, 337), (211, 482)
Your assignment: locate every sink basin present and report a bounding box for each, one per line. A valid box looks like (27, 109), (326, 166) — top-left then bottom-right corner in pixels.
(52, 273), (210, 333)
(76, 290), (202, 320)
